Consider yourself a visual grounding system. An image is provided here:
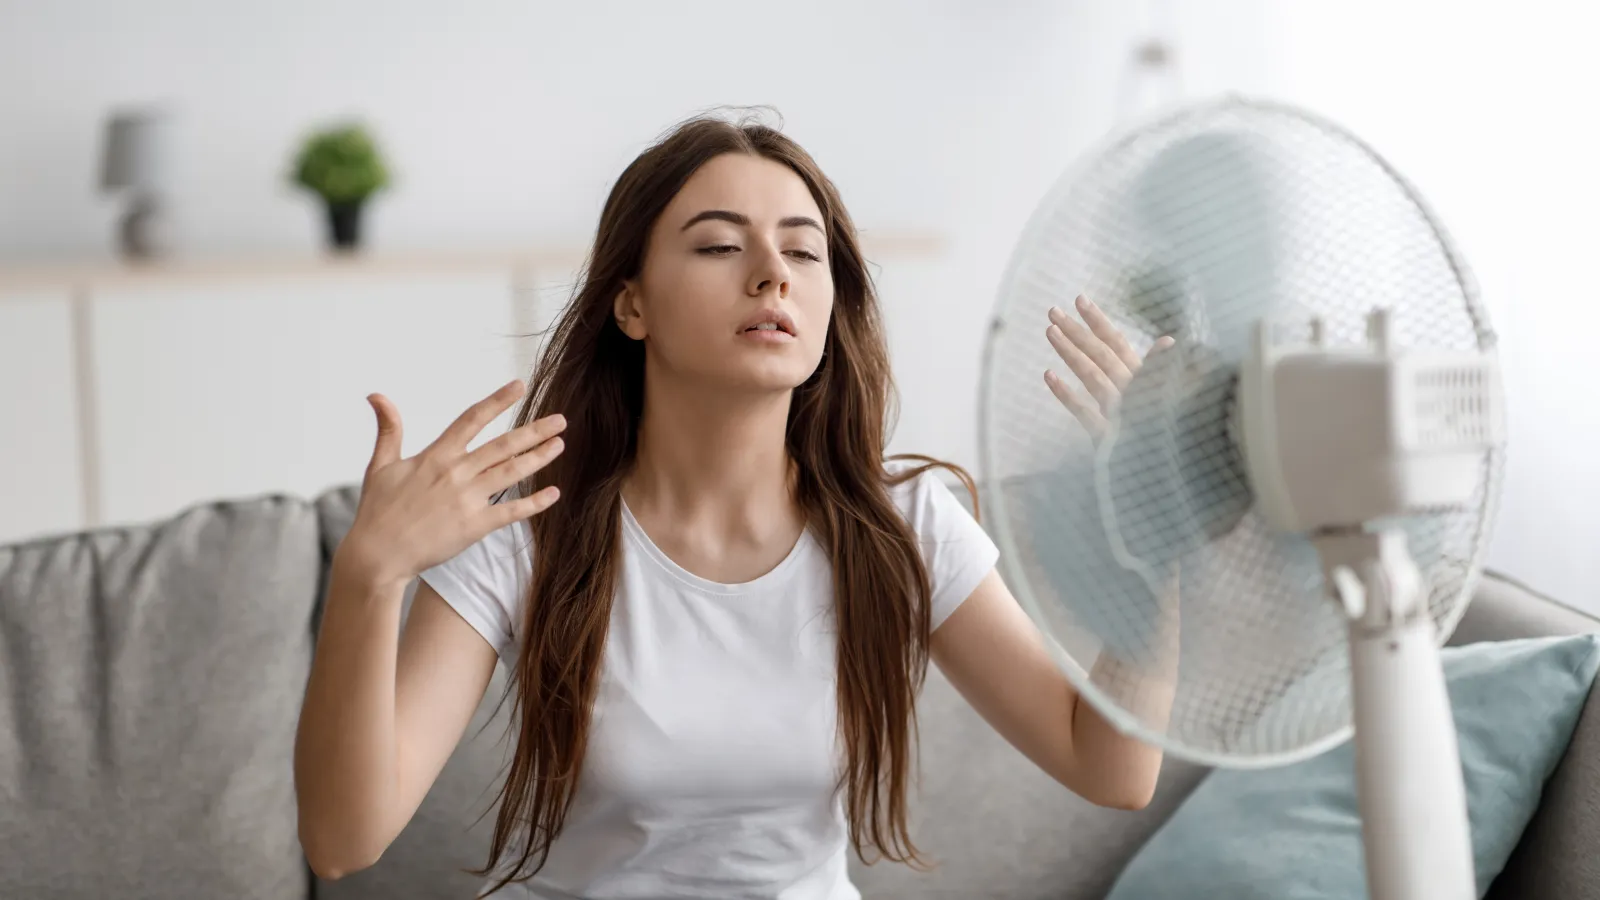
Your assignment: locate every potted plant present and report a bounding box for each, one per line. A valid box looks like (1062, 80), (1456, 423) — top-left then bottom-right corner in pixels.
(291, 123), (390, 252)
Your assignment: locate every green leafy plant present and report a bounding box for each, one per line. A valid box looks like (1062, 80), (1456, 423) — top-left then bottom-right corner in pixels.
(291, 123), (390, 206)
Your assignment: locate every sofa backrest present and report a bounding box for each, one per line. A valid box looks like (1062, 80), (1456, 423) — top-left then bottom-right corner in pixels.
(0, 494), (322, 900)
(4, 483), (1597, 900)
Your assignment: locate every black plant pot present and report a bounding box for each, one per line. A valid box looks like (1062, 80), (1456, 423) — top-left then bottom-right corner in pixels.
(325, 201), (364, 252)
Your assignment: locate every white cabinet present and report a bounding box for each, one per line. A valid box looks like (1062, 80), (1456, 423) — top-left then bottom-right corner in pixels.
(0, 252), (586, 544)
(91, 269), (530, 530)
(0, 289), (86, 544)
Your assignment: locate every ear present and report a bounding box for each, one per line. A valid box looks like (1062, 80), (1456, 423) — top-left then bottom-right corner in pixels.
(613, 280), (648, 340)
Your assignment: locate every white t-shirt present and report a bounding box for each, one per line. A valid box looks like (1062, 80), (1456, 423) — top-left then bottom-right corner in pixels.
(418, 462), (999, 900)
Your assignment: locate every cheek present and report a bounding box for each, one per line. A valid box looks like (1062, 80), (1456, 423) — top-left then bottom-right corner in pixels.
(643, 261), (723, 342)
(799, 276), (835, 349)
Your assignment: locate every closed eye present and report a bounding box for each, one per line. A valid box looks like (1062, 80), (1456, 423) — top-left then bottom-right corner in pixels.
(698, 245), (822, 263)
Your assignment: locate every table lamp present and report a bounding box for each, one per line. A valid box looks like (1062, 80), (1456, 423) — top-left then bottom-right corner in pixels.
(99, 108), (173, 260)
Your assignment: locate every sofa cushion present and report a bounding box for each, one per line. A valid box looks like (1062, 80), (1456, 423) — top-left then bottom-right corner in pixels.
(1453, 571), (1600, 900)
(1106, 633), (1600, 899)
(0, 495), (321, 899)
(312, 485), (519, 900)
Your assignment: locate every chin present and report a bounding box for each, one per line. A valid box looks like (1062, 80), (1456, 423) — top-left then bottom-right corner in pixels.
(717, 356), (821, 395)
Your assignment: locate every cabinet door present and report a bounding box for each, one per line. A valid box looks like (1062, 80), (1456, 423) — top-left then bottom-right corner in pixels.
(0, 290), (87, 544)
(91, 270), (528, 530)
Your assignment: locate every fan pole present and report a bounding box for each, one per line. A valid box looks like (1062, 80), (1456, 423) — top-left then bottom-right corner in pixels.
(1317, 528), (1476, 900)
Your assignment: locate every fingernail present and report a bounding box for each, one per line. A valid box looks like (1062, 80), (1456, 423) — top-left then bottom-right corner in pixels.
(1075, 294), (1091, 310)
(551, 414), (567, 429)
(1048, 305), (1063, 318)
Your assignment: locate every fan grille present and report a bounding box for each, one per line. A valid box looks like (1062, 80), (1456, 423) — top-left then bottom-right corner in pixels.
(980, 96), (1502, 766)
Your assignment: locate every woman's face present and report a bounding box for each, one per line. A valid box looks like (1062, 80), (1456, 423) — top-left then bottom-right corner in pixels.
(616, 152), (834, 396)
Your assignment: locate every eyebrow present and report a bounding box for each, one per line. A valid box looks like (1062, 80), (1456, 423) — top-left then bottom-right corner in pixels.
(680, 209), (825, 235)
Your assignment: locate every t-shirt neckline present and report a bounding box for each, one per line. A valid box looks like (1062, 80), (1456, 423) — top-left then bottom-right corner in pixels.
(619, 499), (814, 596)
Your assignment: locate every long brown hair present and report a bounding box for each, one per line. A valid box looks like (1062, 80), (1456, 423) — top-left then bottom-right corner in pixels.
(474, 112), (976, 895)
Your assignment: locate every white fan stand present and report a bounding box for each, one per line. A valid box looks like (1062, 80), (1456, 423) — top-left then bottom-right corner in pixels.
(1239, 308), (1502, 900)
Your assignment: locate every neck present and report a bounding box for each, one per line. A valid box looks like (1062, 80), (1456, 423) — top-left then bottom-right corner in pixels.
(626, 371), (796, 522)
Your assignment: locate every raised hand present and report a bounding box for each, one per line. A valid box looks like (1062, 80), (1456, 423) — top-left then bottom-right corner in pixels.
(334, 379), (566, 591)
(1044, 294), (1175, 441)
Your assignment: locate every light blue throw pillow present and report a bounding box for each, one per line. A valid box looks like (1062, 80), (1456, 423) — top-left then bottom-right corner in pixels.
(1108, 634), (1600, 899)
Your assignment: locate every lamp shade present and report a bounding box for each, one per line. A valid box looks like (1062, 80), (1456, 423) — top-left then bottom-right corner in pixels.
(99, 110), (171, 193)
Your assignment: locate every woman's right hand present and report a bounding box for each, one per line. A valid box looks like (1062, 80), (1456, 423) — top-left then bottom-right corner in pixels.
(334, 378), (567, 591)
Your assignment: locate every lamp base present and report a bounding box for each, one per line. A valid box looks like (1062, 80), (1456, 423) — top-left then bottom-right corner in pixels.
(118, 195), (172, 261)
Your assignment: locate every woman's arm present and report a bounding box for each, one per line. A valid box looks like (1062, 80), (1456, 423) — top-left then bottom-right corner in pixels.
(295, 571), (497, 878)
(933, 291), (1179, 806)
(293, 381), (565, 878)
(929, 569), (1174, 810)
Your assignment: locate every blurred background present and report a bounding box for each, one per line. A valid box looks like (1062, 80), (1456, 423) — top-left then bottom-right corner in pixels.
(1, 0), (1594, 610)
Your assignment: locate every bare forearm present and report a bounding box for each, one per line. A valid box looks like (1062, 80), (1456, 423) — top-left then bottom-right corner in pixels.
(1070, 572), (1181, 809)
(293, 554), (406, 874)
(1070, 651), (1175, 809)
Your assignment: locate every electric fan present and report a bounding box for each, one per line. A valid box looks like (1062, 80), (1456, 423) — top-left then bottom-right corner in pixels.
(979, 95), (1504, 900)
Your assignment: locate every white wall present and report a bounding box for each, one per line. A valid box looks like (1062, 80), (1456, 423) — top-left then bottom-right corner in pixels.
(0, 0), (1275, 470)
(1260, 1), (1600, 609)
(9, 2), (1588, 609)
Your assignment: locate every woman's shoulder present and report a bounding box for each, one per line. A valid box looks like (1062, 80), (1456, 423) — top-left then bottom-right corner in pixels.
(879, 457), (999, 627)
(882, 457), (980, 527)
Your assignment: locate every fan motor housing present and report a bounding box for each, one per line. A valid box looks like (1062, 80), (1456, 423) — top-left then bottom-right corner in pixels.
(1238, 314), (1504, 534)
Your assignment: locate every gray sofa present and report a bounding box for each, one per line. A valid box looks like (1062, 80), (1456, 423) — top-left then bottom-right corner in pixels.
(1, 484), (1596, 899)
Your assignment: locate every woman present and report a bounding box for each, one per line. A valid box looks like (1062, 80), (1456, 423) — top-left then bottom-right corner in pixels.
(294, 114), (1172, 899)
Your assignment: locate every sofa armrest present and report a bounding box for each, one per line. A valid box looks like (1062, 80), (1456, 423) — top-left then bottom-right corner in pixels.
(1454, 570), (1600, 900)
(1449, 570), (1600, 647)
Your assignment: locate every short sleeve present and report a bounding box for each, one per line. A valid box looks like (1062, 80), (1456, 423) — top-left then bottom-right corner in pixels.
(417, 517), (534, 664)
(890, 463), (1001, 631)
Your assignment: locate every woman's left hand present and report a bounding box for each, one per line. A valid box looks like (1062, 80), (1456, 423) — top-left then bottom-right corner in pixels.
(1044, 294), (1174, 442)
(1045, 294), (1183, 673)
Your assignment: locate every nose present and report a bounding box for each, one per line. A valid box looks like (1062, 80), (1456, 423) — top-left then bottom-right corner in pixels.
(746, 243), (790, 299)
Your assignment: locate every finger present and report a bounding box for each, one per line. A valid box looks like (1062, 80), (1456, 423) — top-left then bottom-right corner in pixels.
(430, 379), (527, 458)
(1075, 294), (1144, 373)
(1045, 370), (1107, 436)
(366, 393), (404, 472)
(1046, 323), (1119, 409)
(463, 413), (567, 474)
(1146, 335), (1177, 359)
(476, 434), (566, 496)
(1050, 305), (1134, 389)
(494, 485), (562, 527)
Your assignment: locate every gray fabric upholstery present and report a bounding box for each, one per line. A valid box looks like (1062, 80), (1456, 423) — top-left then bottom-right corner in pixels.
(849, 564), (1600, 900)
(312, 486), (519, 900)
(1450, 570), (1599, 648)
(0, 494), (321, 899)
(1449, 570), (1600, 900)
(3, 483), (1598, 900)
